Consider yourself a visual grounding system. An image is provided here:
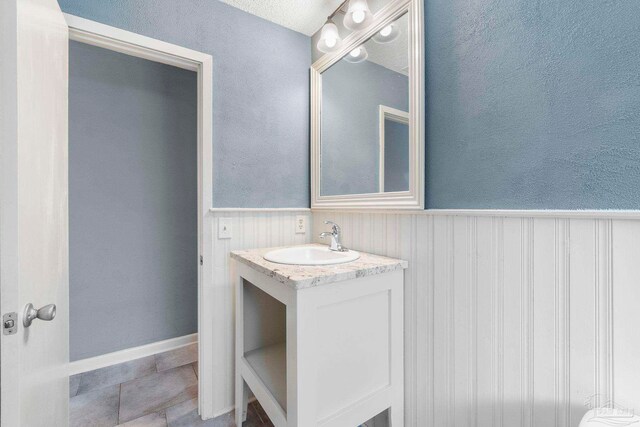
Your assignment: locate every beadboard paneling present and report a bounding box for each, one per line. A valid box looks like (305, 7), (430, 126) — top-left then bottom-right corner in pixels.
(313, 211), (640, 427)
(208, 210), (312, 415)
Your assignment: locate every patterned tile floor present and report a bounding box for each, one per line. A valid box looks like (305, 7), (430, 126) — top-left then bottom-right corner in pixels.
(70, 343), (274, 427)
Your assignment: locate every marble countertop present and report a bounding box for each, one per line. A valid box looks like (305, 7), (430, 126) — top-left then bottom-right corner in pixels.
(230, 244), (408, 290)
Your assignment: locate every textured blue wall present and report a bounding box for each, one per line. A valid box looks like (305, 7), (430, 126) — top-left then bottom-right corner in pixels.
(425, 0), (640, 208)
(69, 42), (197, 360)
(59, 0), (310, 207)
(322, 60), (408, 195)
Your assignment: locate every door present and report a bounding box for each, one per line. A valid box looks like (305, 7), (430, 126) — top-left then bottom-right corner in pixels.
(1, 0), (69, 425)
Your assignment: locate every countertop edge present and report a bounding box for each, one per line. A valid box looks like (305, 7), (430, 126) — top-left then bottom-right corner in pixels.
(230, 245), (408, 290)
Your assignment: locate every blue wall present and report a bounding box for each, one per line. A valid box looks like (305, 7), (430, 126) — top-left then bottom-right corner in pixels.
(60, 0), (311, 208)
(69, 42), (197, 360)
(322, 59), (408, 195)
(425, 0), (640, 209)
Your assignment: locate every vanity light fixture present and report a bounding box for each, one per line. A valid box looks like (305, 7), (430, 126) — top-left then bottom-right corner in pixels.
(343, 0), (373, 31)
(373, 23), (400, 43)
(343, 46), (368, 63)
(317, 20), (343, 53)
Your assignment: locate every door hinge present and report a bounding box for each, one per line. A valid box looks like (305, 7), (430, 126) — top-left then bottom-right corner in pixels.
(200, 255), (203, 266)
(3, 312), (17, 335)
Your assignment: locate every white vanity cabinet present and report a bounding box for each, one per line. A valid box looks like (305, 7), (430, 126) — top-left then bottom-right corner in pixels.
(231, 245), (407, 427)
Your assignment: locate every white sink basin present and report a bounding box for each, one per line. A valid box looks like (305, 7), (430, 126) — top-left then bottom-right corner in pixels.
(263, 246), (360, 266)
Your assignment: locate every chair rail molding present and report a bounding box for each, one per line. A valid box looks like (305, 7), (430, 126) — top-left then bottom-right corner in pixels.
(210, 207), (311, 213)
(312, 208), (640, 219)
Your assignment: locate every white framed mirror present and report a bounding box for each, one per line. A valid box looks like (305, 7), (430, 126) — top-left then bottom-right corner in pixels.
(311, 0), (424, 210)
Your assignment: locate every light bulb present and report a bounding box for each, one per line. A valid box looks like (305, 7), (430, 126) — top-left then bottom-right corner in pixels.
(352, 10), (365, 24)
(317, 21), (342, 53)
(343, 0), (372, 30)
(372, 20), (400, 44)
(344, 46), (368, 63)
(380, 25), (393, 37)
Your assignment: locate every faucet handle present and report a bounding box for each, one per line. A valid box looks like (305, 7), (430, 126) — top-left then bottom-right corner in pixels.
(324, 220), (340, 234)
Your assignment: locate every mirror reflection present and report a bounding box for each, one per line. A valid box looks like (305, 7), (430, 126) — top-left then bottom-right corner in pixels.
(321, 12), (409, 196)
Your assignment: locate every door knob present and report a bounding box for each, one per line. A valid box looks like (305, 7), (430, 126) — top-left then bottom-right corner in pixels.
(23, 303), (56, 327)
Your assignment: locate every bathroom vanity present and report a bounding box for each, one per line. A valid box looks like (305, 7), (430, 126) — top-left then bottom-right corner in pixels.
(231, 244), (407, 427)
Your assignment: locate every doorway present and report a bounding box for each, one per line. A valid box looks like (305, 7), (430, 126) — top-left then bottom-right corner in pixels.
(64, 14), (215, 422)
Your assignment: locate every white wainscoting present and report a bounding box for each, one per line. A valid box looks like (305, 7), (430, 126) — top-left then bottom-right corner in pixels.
(313, 211), (640, 427)
(207, 209), (312, 416)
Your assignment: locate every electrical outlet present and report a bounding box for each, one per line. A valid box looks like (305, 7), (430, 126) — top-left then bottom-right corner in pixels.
(218, 218), (232, 239)
(295, 215), (306, 234)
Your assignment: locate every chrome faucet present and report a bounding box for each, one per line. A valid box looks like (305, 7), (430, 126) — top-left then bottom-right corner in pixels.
(319, 220), (347, 252)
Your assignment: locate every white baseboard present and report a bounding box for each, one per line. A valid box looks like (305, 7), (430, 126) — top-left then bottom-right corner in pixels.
(69, 333), (198, 376)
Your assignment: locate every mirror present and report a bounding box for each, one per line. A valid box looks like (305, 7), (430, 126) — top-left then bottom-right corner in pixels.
(311, 0), (424, 209)
(321, 12), (409, 196)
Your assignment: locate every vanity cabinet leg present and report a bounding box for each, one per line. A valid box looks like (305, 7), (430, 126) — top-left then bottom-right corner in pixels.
(235, 378), (249, 425)
(235, 272), (248, 425)
(389, 282), (404, 427)
(286, 296), (317, 427)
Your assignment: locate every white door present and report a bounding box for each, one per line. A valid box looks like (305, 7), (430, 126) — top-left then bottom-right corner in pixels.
(0, 0), (69, 425)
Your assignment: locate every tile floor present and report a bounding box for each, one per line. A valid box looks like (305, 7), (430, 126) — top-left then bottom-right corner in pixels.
(70, 343), (273, 427)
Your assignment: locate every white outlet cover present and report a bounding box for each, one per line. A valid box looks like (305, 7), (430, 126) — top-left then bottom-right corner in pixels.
(295, 215), (306, 234)
(218, 218), (232, 239)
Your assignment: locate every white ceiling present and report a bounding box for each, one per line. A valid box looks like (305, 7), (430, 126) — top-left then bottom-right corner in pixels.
(217, 0), (407, 74)
(217, 0), (345, 36)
